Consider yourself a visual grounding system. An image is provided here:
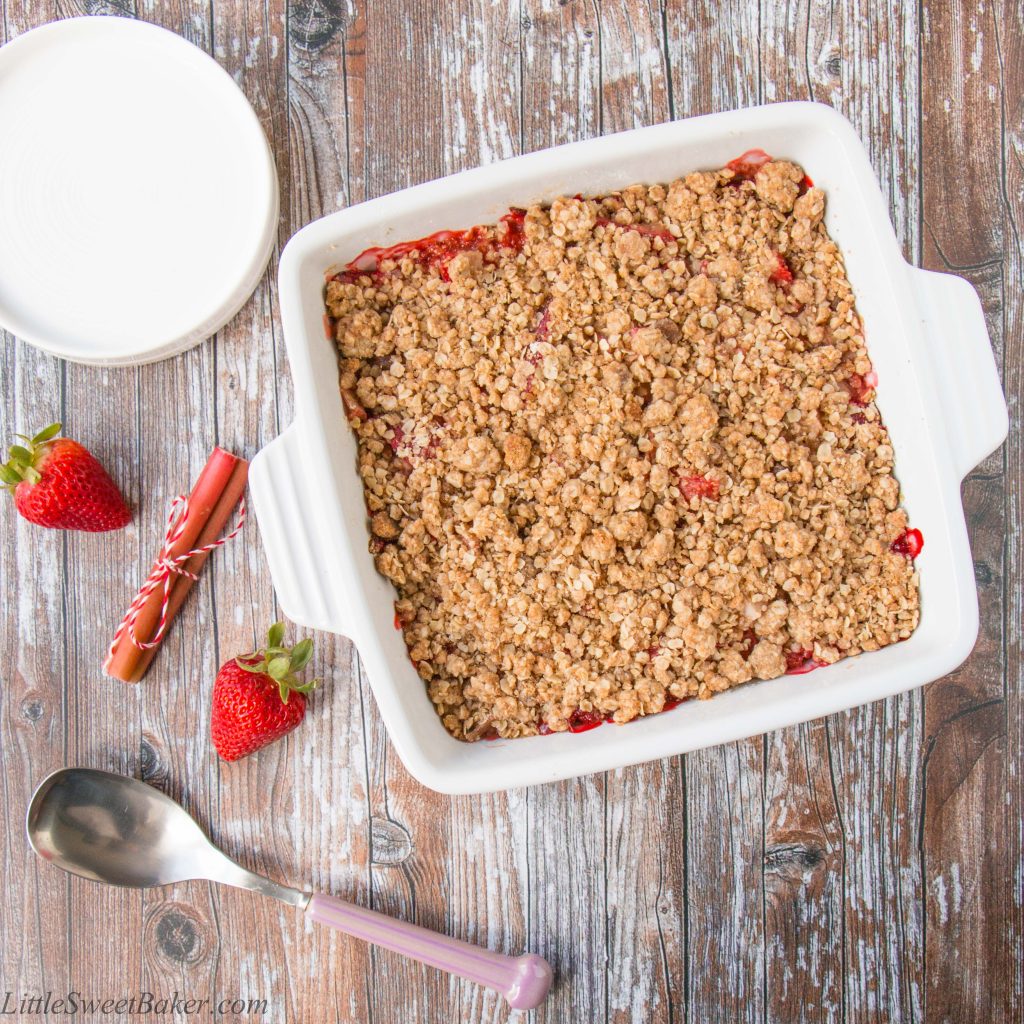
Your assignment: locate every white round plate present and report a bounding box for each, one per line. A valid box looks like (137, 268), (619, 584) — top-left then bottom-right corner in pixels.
(0, 17), (279, 365)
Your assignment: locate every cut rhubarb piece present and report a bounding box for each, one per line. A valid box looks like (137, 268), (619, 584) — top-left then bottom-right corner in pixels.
(740, 628), (758, 658)
(568, 708), (606, 733)
(891, 527), (924, 560)
(341, 228), (488, 283)
(785, 648), (826, 675)
(341, 388), (368, 423)
(845, 372), (876, 406)
(846, 374), (870, 405)
(680, 475), (720, 501)
(769, 252), (794, 287)
(522, 346), (543, 383)
(534, 305), (551, 342)
(388, 418), (443, 462)
(726, 148), (773, 180)
(500, 207), (527, 250)
(628, 222), (674, 242)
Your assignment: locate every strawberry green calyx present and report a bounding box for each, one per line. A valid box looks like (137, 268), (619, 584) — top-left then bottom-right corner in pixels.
(235, 621), (320, 703)
(0, 423), (62, 489)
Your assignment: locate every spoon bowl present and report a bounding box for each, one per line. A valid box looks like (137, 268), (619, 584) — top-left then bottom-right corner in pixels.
(26, 767), (305, 905)
(28, 767), (217, 888)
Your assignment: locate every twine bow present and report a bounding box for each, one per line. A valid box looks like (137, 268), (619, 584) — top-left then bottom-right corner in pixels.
(108, 494), (246, 655)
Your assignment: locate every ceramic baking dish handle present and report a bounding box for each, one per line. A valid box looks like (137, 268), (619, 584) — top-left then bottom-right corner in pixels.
(910, 268), (1008, 480)
(250, 424), (348, 634)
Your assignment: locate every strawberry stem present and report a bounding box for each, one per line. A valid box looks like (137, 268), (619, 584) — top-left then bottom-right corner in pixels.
(1, 422), (61, 489)
(234, 622), (320, 704)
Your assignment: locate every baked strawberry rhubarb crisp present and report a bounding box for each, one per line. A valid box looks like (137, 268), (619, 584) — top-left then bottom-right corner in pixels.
(324, 151), (921, 741)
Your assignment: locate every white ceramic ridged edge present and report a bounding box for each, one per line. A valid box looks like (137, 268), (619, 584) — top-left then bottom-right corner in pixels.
(909, 268), (1008, 480)
(249, 424), (349, 635)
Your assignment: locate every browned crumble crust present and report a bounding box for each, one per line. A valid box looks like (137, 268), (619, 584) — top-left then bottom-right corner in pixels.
(325, 159), (921, 741)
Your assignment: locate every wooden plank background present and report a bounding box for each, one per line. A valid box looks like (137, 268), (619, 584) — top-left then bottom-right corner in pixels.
(0, 1), (1020, 1021)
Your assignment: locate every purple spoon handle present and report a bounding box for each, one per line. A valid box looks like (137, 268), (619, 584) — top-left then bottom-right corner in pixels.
(306, 893), (551, 1010)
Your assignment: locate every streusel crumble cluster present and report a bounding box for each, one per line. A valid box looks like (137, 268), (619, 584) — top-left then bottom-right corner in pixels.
(325, 154), (921, 741)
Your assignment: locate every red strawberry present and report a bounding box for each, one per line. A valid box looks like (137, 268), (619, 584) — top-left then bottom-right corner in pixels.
(0, 423), (131, 532)
(211, 622), (319, 762)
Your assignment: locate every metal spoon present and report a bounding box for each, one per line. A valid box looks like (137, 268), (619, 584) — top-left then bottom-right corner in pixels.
(26, 767), (552, 1010)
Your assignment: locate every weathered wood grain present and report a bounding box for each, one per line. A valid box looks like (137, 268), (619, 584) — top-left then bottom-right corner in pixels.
(754, 13), (849, 1021)
(762, 724), (845, 1024)
(0, 0), (77, 1004)
(0, 1), (1020, 1022)
(0, 344), (74, 1008)
(920, 2), (1018, 1023)
(995, 0), (1024, 1016)
(748, 5), (930, 1023)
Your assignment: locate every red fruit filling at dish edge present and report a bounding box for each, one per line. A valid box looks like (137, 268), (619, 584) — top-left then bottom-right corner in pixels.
(784, 649), (828, 675)
(334, 209), (527, 285)
(725, 148), (813, 192)
(891, 527), (924, 560)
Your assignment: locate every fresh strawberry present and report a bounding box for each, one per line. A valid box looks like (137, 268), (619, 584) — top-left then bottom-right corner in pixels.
(0, 423), (130, 532)
(211, 622), (319, 762)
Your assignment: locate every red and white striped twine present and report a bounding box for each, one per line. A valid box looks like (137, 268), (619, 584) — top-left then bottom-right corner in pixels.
(108, 494), (246, 656)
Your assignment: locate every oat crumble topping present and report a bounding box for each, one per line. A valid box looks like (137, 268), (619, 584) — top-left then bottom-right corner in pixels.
(324, 154), (921, 741)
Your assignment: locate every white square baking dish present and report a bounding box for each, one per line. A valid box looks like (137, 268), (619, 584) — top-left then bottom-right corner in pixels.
(250, 101), (1007, 795)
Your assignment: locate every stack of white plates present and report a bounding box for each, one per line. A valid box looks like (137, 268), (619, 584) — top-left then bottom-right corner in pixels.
(0, 16), (278, 365)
